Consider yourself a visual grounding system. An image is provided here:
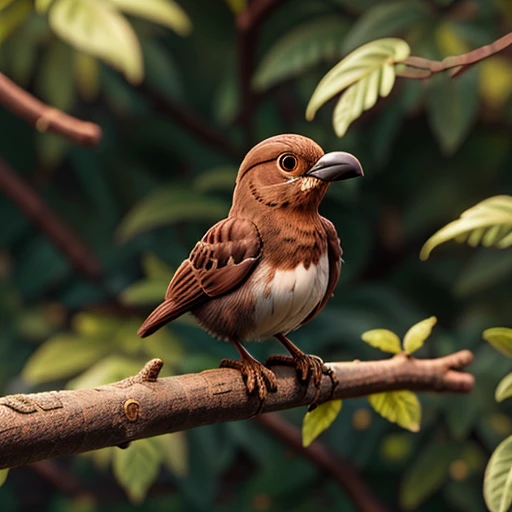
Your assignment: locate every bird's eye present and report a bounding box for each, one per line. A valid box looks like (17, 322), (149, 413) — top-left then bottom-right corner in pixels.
(278, 154), (298, 172)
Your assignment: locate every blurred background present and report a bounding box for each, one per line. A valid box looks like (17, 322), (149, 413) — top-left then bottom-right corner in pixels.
(0, 0), (511, 510)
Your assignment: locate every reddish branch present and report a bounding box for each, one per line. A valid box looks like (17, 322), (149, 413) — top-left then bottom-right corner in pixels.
(0, 157), (103, 281)
(235, 0), (283, 143)
(397, 32), (512, 79)
(0, 350), (473, 470)
(0, 72), (101, 146)
(257, 413), (389, 512)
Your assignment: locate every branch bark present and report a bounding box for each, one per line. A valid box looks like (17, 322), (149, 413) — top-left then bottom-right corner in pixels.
(0, 72), (102, 146)
(0, 350), (474, 470)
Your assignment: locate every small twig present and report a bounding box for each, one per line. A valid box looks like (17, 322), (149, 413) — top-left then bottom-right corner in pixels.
(256, 413), (389, 512)
(0, 72), (101, 146)
(30, 460), (94, 501)
(0, 157), (103, 281)
(137, 82), (241, 160)
(396, 32), (512, 79)
(235, 0), (284, 144)
(0, 351), (474, 469)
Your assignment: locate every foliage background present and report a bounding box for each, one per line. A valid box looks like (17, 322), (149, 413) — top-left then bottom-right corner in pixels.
(0, 0), (512, 510)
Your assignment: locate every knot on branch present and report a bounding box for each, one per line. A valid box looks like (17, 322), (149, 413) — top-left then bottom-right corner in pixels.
(137, 359), (164, 383)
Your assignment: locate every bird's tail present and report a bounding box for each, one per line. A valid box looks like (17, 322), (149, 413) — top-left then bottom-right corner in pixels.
(138, 299), (182, 338)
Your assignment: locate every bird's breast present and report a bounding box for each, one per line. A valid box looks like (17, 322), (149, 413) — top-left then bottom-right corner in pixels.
(247, 251), (329, 340)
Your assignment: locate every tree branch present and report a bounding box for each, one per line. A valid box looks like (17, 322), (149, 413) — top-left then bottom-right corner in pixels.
(0, 72), (102, 146)
(256, 413), (389, 512)
(137, 82), (242, 160)
(0, 350), (474, 470)
(0, 156), (104, 281)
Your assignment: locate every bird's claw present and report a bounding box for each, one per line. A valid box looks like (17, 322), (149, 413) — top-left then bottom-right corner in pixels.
(265, 354), (337, 390)
(220, 358), (278, 401)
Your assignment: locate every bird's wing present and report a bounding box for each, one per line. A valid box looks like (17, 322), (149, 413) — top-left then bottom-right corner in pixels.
(138, 217), (262, 337)
(301, 217), (342, 326)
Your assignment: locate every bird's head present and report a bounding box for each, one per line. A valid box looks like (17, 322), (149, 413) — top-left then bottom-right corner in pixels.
(231, 134), (363, 214)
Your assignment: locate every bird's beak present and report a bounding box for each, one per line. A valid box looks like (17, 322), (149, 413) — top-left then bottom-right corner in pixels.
(306, 152), (364, 182)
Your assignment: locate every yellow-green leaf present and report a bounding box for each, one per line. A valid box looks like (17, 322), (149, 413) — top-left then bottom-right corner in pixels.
(120, 279), (167, 306)
(72, 312), (121, 338)
(142, 253), (174, 280)
(0, 0), (31, 45)
(483, 327), (512, 359)
(48, 0), (143, 84)
(22, 335), (109, 384)
(484, 434), (512, 512)
(369, 391), (421, 432)
(306, 38), (410, 136)
(74, 52), (100, 101)
(113, 437), (164, 504)
(67, 355), (143, 389)
(0, 469), (8, 487)
(106, 0), (191, 36)
(194, 166), (238, 193)
(496, 372), (512, 403)
(361, 329), (401, 354)
(420, 195), (512, 260)
(35, 0), (53, 13)
(157, 432), (188, 477)
(0, 0), (16, 11)
(302, 399), (342, 447)
(116, 187), (229, 242)
(403, 316), (437, 354)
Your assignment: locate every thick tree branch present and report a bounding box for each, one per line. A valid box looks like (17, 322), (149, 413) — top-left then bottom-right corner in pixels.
(0, 72), (102, 146)
(0, 350), (474, 470)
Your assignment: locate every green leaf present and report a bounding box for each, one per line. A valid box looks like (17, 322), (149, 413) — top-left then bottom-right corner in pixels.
(454, 249), (512, 297)
(22, 335), (109, 384)
(158, 432), (188, 477)
(120, 279), (167, 306)
(48, 0), (143, 84)
(496, 372), (512, 403)
(403, 316), (437, 354)
(484, 434), (512, 512)
(36, 40), (75, 111)
(420, 196), (512, 260)
(0, 0), (16, 11)
(0, 0), (31, 45)
(67, 355), (143, 389)
(361, 329), (401, 353)
(35, 0), (53, 14)
(306, 38), (410, 137)
(116, 187), (229, 242)
(426, 67), (479, 155)
(72, 312), (121, 337)
(106, 0), (191, 36)
(400, 442), (462, 509)
(74, 52), (100, 101)
(343, 0), (427, 53)
(194, 166), (238, 193)
(368, 391), (421, 432)
(483, 328), (512, 358)
(113, 437), (164, 504)
(142, 253), (174, 280)
(253, 17), (349, 91)
(0, 469), (8, 487)
(302, 399), (342, 447)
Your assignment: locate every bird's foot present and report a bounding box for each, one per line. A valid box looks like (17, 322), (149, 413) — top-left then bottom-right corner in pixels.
(265, 353), (337, 389)
(220, 358), (278, 401)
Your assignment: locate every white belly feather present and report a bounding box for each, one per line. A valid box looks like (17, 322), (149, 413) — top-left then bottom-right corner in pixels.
(247, 252), (329, 340)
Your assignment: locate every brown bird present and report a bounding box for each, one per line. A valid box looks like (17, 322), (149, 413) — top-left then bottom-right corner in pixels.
(138, 134), (363, 400)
